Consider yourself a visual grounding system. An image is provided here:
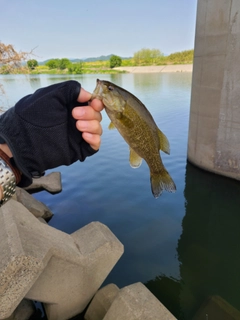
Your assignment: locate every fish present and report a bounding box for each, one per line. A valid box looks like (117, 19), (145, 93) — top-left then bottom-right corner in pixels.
(91, 79), (176, 198)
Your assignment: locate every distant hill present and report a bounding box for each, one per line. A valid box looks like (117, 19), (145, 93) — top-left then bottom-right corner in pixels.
(38, 54), (131, 65)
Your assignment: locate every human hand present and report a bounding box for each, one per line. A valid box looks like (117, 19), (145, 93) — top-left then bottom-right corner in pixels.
(72, 88), (104, 151)
(0, 80), (104, 187)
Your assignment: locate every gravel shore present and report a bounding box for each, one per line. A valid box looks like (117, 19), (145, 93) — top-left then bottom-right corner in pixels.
(114, 64), (193, 73)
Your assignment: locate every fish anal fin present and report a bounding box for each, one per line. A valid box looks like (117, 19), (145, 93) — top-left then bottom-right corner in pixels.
(150, 170), (176, 198)
(129, 148), (142, 169)
(108, 122), (116, 130)
(158, 129), (170, 155)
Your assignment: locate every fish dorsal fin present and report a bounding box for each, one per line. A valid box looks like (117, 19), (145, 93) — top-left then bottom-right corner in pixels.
(108, 122), (116, 130)
(129, 148), (142, 169)
(158, 129), (170, 155)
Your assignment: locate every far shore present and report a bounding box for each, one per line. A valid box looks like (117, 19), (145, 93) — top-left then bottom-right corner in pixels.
(114, 64), (193, 73)
(0, 64), (193, 76)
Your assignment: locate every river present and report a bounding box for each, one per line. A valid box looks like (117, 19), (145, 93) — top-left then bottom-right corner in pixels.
(1, 73), (240, 319)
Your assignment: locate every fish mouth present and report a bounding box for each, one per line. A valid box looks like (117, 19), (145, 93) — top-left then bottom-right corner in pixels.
(91, 79), (103, 100)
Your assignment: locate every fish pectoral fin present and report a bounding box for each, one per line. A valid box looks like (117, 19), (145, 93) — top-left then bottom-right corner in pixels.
(158, 129), (170, 155)
(129, 148), (142, 169)
(108, 122), (116, 130)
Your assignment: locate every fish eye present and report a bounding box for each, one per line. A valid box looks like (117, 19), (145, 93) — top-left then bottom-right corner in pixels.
(108, 86), (114, 91)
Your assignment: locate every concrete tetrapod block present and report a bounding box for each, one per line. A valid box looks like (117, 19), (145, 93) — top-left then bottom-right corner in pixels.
(0, 200), (123, 320)
(4, 299), (36, 320)
(15, 187), (54, 221)
(102, 282), (176, 320)
(24, 172), (62, 193)
(84, 284), (120, 320)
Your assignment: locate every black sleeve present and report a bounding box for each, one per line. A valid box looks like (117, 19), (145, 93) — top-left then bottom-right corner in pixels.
(0, 80), (98, 187)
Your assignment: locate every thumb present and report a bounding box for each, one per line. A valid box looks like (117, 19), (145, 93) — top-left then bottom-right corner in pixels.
(78, 87), (91, 103)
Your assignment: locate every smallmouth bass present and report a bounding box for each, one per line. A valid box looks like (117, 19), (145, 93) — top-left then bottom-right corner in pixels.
(92, 79), (176, 198)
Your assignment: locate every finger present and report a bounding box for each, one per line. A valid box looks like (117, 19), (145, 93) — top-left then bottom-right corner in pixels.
(82, 132), (101, 150)
(76, 119), (103, 136)
(89, 98), (104, 112)
(77, 87), (91, 103)
(72, 106), (102, 122)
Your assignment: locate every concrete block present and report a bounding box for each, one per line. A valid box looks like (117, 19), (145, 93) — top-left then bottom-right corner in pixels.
(85, 284), (120, 320)
(15, 187), (53, 221)
(4, 299), (36, 320)
(37, 217), (48, 224)
(0, 200), (123, 320)
(24, 172), (62, 194)
(103, 283), (176, 320)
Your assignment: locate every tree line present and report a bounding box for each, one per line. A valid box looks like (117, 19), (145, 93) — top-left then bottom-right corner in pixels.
(0, 42), (194, 75)
(42, 55), (122, 74)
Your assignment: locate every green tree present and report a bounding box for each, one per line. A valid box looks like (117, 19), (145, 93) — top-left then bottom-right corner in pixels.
(168, 49), (194, 64)
(0, 65), (10, 75)
(109, 55), (122, 68)
(150, 49), (163, 64)
(27, 59), (38, 69)
(133, 48), (163, 65)
(58, 58), (71, 70)
(68, 62), (83, 74)
(45, 59), (59, 69)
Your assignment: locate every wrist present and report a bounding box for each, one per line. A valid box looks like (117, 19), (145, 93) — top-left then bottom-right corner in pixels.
(0, 157), (16, 205)
(0, 143), (13, 158)
(0, 145), (22, 205)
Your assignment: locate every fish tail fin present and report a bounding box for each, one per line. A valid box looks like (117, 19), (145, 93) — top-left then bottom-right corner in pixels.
(150, 170), (176, 198)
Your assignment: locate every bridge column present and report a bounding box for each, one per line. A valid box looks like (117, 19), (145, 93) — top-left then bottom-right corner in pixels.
(188, 0), (240, 179)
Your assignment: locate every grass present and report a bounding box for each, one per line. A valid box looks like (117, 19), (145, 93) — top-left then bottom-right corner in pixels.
(28, 61), (127, 75)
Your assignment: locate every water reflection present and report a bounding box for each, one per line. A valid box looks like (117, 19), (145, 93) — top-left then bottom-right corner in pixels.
(109, 73), (124, 87)
(145, 161), (240, 320)
(28, 75), (42, 90)
(133, 73), (163, 91)
(178, 161), (240, 319)
(164, 72), (193, 90)
(145, 275), (182, 318)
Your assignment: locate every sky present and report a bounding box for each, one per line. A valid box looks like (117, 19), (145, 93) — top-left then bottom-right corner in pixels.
(1, 0), (198, 61)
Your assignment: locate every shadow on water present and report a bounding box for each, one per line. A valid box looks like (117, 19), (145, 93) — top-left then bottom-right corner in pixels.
(145, 161), (240, 319)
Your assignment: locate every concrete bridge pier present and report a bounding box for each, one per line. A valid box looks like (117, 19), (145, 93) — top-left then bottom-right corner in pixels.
(188, 0), (240, 179)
